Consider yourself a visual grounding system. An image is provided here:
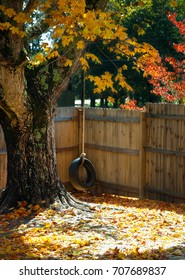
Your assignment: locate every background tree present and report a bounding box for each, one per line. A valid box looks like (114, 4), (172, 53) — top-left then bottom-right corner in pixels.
(111, 0), (184, 106)
(140, 13), (185, 102)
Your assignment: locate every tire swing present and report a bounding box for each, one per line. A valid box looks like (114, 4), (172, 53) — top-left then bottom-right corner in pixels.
(69, 73), (96, 191)
(69, 156), (96, 191)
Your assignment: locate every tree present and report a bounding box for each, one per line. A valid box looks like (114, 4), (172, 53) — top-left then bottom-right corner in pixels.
(140, 13), (185, 102)
(0, 0), (156, 213)
(107, 0), (185, 106)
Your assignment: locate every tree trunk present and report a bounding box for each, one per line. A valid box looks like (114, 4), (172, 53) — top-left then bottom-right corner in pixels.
(0, 65), (83, 214)
(0, 107), (84, 214)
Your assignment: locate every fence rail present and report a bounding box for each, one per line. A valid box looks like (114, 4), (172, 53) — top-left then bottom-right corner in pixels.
(0, 104), (185, 203)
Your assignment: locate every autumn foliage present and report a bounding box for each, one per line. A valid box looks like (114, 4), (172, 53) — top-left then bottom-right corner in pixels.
(141, 13), (185, 103)
(120, 99), (144, 111)
(0, 193), (185, 260)
(0, 0), (159, 107)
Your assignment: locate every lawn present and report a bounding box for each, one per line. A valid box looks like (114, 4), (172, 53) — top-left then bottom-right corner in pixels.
(0, 193), (185, 260)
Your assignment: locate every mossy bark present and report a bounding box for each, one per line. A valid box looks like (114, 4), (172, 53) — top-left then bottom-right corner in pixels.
(0, 65), (82, 214)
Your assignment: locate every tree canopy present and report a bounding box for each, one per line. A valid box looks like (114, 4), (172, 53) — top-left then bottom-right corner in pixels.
(0, 0), (159, 96)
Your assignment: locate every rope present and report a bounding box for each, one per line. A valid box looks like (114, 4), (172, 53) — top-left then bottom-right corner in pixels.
(80, 71), (86, 165)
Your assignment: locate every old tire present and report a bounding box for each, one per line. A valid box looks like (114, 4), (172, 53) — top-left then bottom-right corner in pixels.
(69, 157), (96, 191)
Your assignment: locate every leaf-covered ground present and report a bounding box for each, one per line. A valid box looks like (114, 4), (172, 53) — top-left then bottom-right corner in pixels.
(0, 193), (185, 260)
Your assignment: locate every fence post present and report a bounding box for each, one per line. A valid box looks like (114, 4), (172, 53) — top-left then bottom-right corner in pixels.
(139, 111), (146, 198)
(78, 108), (83, 156)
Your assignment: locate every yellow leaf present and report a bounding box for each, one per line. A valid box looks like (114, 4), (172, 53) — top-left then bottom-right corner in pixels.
(137, 26), (145, 36)
(118, 251), (126, 259)
(20, 31), (26, 38)
(9, 26), (26, 37)
(51, 244), (57, 251)
(64, 59), (73, 67)
(85, 53), (102, 64)
(77, 40), (85, 49)
(62, 35), (73, 47)
(14, 12), (30, 24)
(6, 245), (12, 253)
(52, 27), (65, 38)
(0, 22), (11, 31)
(32, 53), (46, 65)
(47, 50), (59, 60)
(10, 26), (20, 34)
(79, 57), (90, 71)
(4, 8), (16, 18)
(170, 0), (177, 7)
(31, 204), (42, 211)
(107, 96), (115, 104)
(122, 65), (128, 70)
(0, 5), (5, 12)
(44, 223), (52, 229)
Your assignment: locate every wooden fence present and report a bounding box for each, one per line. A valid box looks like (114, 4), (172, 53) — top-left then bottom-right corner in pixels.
(84, 107), (145, 198)
(0, 104), (185, 203)
(145, 104), (185, 202)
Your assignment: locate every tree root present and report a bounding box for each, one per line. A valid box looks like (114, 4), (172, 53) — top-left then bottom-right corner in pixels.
(0, 185), (20, 214)
(0, 181), (92, 215)
(57, 183), (91, 212)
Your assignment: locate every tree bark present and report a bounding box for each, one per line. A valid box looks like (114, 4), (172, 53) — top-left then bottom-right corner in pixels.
(0, 106), (84, 213)
(0, 65), (83, 214)
(0, 112), (58, 208)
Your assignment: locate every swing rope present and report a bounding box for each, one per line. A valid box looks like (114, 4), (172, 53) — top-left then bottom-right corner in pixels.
(80, 71), (86, 164)
(69, 71), (96, 190)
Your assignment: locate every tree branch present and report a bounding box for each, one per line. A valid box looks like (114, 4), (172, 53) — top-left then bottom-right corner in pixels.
(52, 49), (84, 102)
(27, 18), (49, 41)
(85, 0), (108, 10)
(25, 0), (49, 41)
(24, 0), (39, 14)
